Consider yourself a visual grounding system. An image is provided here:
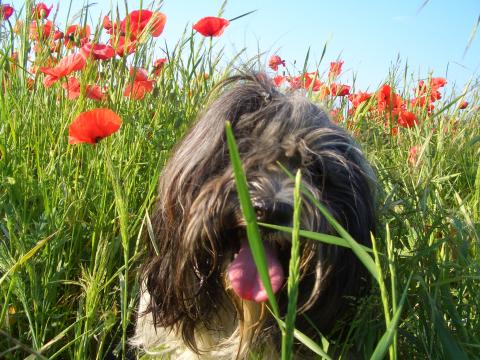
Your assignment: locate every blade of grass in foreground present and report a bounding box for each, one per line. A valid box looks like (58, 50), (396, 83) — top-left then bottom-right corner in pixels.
(281, 170), (302, 360)
(277, 162), (380, 284)
(258, 223), (373, 253)
(370, 273), (412, 360)
(225, 121), (280, 318)
(226, 127), (332, 359)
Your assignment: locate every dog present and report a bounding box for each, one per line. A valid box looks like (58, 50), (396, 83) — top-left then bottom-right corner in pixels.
(132, 73), (376, 359)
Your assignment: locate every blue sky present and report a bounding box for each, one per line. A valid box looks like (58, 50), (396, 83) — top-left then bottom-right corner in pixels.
(8, 0), (480, 93)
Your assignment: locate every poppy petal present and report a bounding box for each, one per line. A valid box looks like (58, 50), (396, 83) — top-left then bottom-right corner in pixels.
(193, 16), (229, 37)
(68, 108), (122, 144)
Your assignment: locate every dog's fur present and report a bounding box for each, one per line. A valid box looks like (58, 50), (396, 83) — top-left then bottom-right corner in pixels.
(132, 74), (376, 359)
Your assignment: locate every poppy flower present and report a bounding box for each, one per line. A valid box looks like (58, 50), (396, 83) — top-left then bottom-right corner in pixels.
(411, 96), (435, 114)
(316, 85), (331, 99)
(193, 16), (229, 37)
(430, 77), (446, 89)
(348, 92), (371, 108)
(377, 84), (403, 113)
(330, 83), (350, 96)
(29, 19), (53, 40)
(102, 15), (118, 35)
(153, 58), (167, 76)
(62, 77), (105, 101)
(303, 72), (322, 91)
(459, 100), (468, 109)
(64, 24), (90, 48)
(1, 4), (14, 20)
(80, 42), (115, 60)
(396, 110), (418, 128)
(120, 10), (166, 38)
(33, 3), (53, 19)
(273, 75), (285, 87)
(68, 108), (122, 144)
(124, 67), (154, 100)
(417, 77), (446, 98)
(40, 53), (86, 87)
(328, 61), (344, 79)
(110, 35), (137, 57)
(268, 55), (285, 71)
(287, 75), (302, 90)
(53, 30), (64, 40)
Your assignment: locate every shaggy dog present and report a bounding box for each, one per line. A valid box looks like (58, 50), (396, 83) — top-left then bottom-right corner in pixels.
(132, 74), (376, 359)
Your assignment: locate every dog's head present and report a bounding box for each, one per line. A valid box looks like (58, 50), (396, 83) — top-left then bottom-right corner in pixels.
(141, 73), (375, 354)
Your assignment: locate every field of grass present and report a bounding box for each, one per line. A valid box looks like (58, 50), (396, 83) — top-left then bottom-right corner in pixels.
(1, 1), (479, 359)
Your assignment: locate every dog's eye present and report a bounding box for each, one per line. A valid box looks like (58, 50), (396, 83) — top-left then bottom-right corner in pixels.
(253, 201), (293, 226)
(255, 207), (266, 220)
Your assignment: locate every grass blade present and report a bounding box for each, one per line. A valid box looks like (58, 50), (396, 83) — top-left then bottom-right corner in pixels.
(370, 273), (412, 360)
(277, 163), (380, 283)
(225, 121), (280, 318)
(281, 170), (302, 360)
(258, 223), (373, 253)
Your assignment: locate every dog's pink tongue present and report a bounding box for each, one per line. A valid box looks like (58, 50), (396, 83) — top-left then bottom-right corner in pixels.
(228, 240), (284, 302)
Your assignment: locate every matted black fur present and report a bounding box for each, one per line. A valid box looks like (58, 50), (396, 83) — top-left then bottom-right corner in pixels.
(133, 73), (376, 359)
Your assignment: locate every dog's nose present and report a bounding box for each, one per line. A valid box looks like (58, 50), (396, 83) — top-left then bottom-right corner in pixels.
(253, 201), (293, 226)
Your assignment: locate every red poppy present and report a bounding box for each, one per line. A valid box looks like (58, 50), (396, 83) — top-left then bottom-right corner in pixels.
(316, 85), (331, 99)
(64, 24), (90, 48)
(1, 4), (14, 20)
(411, 96), (435, 114)
(396, 110), (418, 128)
(69, 108), (122, 144)
(80, 42), (115, 60)
(193, 16), (229, 37)
(459, 100), (468, 109)
(328, 61), (343, 79)
(110, 35), (137, 57)
(103, 15), (117, 35)
(348, 91), (371, 107)
(377, 84), (403, 113)
(329, 83), (350, 96)
(417, 77), (446, 98)
(40, 53), (86, 87)
(153, 58), (167, 76)
(29, 19), (53, 40)
(430, 77), (446, 89)
(120, 10), (166, 38)
(53, 30), (64, 40)
(62, 77), (105, 101)
(268, 55), (285, 71)
(273, 75), (285, 87)
(303, 72), (322, 91)
(33, 3), (53, 19)
(124, 67), (154, 100)
(287, 75), (302, 90)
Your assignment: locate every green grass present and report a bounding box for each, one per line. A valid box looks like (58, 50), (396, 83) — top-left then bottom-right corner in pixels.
(1, 1), (480, 359)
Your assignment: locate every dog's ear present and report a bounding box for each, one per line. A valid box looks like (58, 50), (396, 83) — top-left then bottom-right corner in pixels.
(141, 166), (237, 353)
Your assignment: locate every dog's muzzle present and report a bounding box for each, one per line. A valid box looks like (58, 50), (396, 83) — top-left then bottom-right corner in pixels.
(227, 200), (294, 302)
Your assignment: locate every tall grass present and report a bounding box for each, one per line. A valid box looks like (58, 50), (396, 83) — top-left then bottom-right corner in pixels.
(1, 1), (480, 359)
